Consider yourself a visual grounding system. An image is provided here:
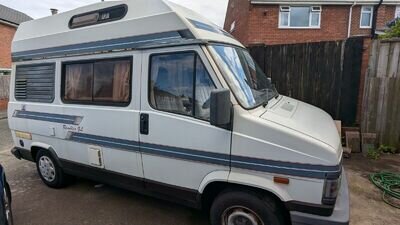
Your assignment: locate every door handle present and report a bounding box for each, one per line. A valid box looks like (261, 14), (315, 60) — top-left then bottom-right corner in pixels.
(140, 113), (149, 135)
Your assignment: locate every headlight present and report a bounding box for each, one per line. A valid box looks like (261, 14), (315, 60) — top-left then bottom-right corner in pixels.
(322, 176), (341, 205)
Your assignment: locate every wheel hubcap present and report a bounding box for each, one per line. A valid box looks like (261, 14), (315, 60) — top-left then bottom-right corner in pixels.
(38, 156), (56, 182)
(3, 188), (11, 224)
(222, 206), (264, 225)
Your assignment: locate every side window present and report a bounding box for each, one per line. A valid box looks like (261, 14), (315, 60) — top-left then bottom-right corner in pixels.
(63, 58), (131, 105)
(64, 63), (93, 101)
(149, 52), (216, 120)
(93, 60), (131, 102)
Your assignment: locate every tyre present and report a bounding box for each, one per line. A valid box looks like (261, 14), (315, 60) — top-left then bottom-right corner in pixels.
(210, 190), (286, 225)
(35, 150), (69, 188)
(3, 182), (13, 225)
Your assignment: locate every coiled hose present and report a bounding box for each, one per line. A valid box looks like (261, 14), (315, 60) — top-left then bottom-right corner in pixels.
(369, 172), (400, 209)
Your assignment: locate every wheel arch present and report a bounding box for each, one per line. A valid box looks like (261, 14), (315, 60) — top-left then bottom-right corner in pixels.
(30, 142), (62, 166)
(199, 171), (292, 211)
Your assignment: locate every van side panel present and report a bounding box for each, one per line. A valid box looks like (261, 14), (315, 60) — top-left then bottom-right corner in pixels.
(8, 52), (144, 179)
(139, 46), (232, 192)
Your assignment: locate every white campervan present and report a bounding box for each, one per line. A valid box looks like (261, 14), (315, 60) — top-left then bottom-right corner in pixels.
(8, 1), (349, 225)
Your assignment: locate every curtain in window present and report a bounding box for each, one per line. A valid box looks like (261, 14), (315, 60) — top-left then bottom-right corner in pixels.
(65, 64), (93, 101)
(112, 61), (131, 102)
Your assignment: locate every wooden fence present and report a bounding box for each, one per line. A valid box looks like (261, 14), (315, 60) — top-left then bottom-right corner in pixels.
(362, 39), (400, 148)
(0, 75), (10, 100)
(249, 37), (364, 126)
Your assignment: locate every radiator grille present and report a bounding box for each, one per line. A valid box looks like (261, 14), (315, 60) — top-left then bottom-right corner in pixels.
(15, 63), (55, 102)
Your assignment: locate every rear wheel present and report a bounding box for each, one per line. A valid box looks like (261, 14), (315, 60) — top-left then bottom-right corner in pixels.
(210, 190), (286, 225)
(3, 182), (13, 225)
(36, 150), (69, 188)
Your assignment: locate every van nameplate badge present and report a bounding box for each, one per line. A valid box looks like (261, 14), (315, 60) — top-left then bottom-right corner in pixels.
(63, 124), (83, 133)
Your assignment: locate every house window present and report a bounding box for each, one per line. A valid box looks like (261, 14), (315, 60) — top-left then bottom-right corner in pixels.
(396, 6), (400, 18)
(63, 57), (132, 106)
(0, 69), (11, 76)
(149, 52), (216, 120)
(279, 6), (321, 28)
(360, 6), (373, 28)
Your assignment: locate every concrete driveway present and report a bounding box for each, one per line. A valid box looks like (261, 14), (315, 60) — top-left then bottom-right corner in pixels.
(0, 116), (399, 225)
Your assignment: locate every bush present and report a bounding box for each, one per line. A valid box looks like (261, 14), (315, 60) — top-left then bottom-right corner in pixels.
(380, 19), (400, 39)
(366, 145), (398, 160)
(367, 147), (381, 160)
(378, 145), (397, 154)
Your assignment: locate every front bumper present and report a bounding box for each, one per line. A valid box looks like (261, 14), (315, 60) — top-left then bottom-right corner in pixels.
(290, 168), (350, 225)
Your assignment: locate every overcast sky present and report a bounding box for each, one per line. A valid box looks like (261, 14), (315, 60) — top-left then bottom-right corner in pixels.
(0, 0), (229, 27)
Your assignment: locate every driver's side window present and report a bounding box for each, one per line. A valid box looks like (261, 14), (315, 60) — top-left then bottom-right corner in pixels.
(149, 51), (216, 120)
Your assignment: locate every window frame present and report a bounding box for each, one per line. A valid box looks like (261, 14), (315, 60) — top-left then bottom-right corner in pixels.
(278, 5), (322, 29)
(360, 5), (374, 29)
(396, 5), (400, 19)
(61, 56), (133, 107)
(147, 50), (216, 122)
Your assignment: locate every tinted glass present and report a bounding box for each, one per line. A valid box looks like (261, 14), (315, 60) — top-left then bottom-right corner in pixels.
(93, 60), (131, 102)
(70, 4), (127, 29)
(150, 53), (195, 116)
(64, 63), (93, 101)
(63, 58), (131, 105)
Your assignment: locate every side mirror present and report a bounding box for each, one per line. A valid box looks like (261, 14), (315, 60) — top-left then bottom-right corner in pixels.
(210, 89), (232, 129)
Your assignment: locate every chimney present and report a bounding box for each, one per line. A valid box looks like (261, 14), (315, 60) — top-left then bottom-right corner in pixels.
(50, 8), (58, 15)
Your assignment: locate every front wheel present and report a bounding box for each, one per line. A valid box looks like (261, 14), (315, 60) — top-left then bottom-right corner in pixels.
(3, 182), (13, 225)
(35, 150), (69, 188)
(210, 190), (286, 225)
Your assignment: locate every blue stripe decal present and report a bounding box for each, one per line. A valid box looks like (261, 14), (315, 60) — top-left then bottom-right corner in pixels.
(231, 155), (341, 171)
(141, 142), (230, 166)
(231, 156), (341, 179)
(70, 132), (139, 151)
(231, 160), (341, 179)
(12, 31), (186, 62)
(13, 110), (83, 125)
(68, 133), (230, 166)
(67, 132), (341, 179)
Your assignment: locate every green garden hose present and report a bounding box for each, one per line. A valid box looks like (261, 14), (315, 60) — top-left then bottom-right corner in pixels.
(369, 172), (400, 209)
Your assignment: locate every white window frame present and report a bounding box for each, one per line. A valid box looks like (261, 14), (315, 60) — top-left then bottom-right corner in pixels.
(395, 5), (400, 18)
(278, 5), (322, 29)
(360, 5), (374, 28)
(0, 68), (11, 76)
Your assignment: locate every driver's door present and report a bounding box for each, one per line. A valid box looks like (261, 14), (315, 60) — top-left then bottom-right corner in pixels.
(139, 46), (231, 204)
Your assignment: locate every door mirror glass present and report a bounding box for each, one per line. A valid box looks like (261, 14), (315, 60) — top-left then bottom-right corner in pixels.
(210, 89), (232, 129)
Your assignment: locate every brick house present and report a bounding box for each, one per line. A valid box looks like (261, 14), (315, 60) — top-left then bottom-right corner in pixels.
(224, 0), (400, 45)
(0, 4), (32, 75)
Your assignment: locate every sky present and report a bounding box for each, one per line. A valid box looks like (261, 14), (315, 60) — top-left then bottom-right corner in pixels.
(0, 0), (229, 27)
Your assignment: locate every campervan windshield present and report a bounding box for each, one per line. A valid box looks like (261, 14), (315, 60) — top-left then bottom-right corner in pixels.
(209, 45), (278, 109)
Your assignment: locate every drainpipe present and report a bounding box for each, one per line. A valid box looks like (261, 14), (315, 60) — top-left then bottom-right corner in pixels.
(347, 1), (357, 38)
(371, 0), (384, 37)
